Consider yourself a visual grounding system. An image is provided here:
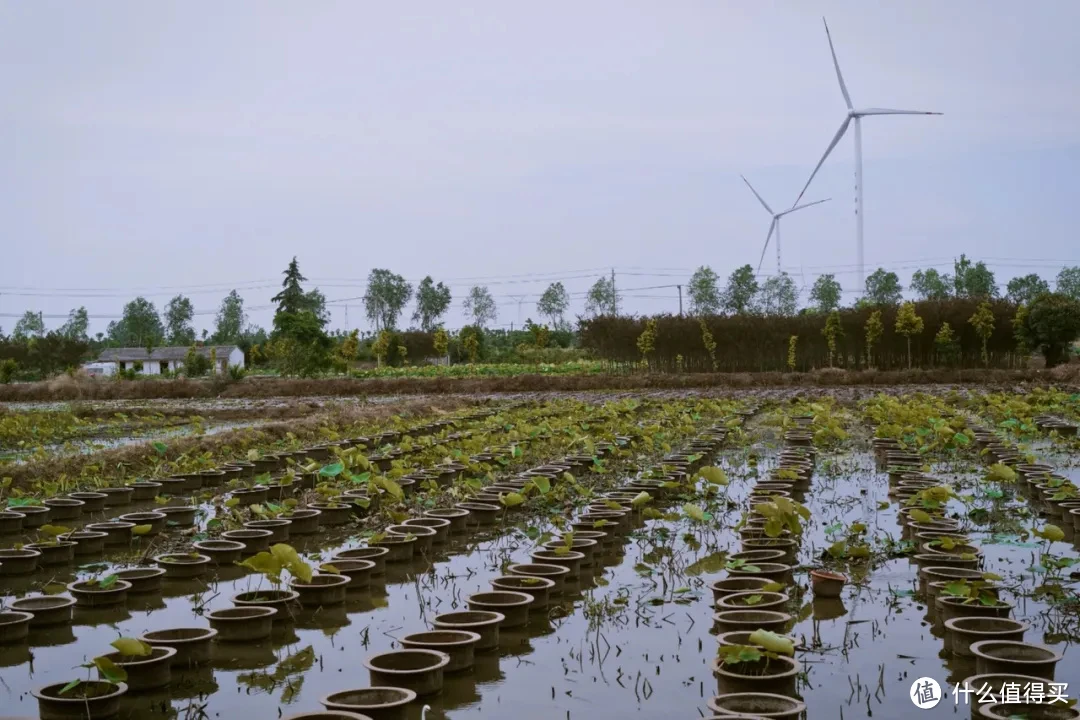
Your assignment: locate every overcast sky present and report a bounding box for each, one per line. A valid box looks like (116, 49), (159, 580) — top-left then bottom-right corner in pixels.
(3, 1), (1080, 336)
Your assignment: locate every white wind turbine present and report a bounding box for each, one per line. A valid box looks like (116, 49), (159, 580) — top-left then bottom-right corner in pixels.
(793, 18), (942, 292)
(742, 175), (829, 275)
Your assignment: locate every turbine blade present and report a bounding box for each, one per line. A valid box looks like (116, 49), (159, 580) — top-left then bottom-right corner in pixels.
(756, 218), (777, 274)
(824, 18), (853, 110)
(793, 116), (850, 206)
(741, 175), (774, 215)
(859, 107), (943, 116)
(782, 198), (830, 215)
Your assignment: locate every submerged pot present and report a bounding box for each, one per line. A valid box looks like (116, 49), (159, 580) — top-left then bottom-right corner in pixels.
(154, 553), (211, 579)
(0, 548), (41, 575)
(99, 646), (176, 691)
(291, 574), (350, 607)
(970, 640), (1063, 680)
(364, 649), (449, 697)
(221, 529), (273, 554)
(321, 687), (417, 720)
(433, 611), (503, 651)
(400, 630), (480, 673)
(712, 610), (792, 635)
(467, 591), (533, 628)
(491, 575), (555, 609)
(282, 509), (321, 535)
(976, 702), (1080, 720)
(320, 560), (375, 589)
(118, 511), (166, 535)
(193, 540), (246, 565)
(424, 507), (470, 532)
(33, 680), (127, 720)
(115, 567), (166, 594)
(709, 577), (775, 602)
(711, 654), (800, 696)
(455, 502), (501, 525)
(0, 610), (33, 644)
(24, 541), (76, 566)
(944, 617), (1028, 658)
(85, 521), (135, 546)
(716, 591), (790, 613)
(528, 549), (584, 577)
(333, 546), (388, 575)
(9, 596), (76, 627)
(706, 692), (807, 720)
(507, 563), (571, 595)
(232, 589), (300, 613)
(245, 519), (291, 544)
(139, 627), (218, 668)
(67, 579), (132, 607)
(367, 536), (416, 563)
(208, 606), (277, 642)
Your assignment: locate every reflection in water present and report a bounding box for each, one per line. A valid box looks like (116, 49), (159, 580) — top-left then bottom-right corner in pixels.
(812, 597), (847, 621)
(210, 640), (277, 670)
(28, 625), (76, 648)
(74, 605), (131, 627)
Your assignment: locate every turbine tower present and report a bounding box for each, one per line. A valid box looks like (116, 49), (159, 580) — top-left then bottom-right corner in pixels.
(741, 175), (829, 275)
(793, 18), (942, 292)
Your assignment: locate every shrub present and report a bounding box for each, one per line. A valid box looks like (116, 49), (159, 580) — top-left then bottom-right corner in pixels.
(1015, 292), (1080, 368)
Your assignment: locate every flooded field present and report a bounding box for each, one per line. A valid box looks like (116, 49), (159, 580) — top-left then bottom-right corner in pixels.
(0, 390), (1078, 720)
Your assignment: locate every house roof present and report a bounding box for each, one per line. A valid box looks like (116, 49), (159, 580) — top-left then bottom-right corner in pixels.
(97, 346), (239, 362)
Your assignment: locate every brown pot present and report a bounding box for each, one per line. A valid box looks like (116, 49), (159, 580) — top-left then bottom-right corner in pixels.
(118, 511), (167, 535)
(193, 540), (246, 565)
(221, 529), (273, 553)
(507, 563), (571, 595)
(424, 507), (470, 532)
(400, 629), (480, 673)
(710, 654), (800, 696)
(712, 610), (792, 635)
(320, 560), (374, 589)
(944, 617), (1028, 658)
(99, 646), (176, 691)
(433, 611), (503, 651)
(67, 579), (132, 607)
(0, 610), (33, 644)
(970, 640), (1063, 680)
(115, 567), (166, 594)
(154, 553), (211, 579)
(208, 606), (277, 641)
(291, 574), (350, 607)
(363, 649), (449, 697)
(716, 591), (790, 613)
(321, 687), (417, 720)
(245, 519), (291, 543)
(810, 569), (847, 598)
(334, 546), (388, 574)
(528, 549), (584, 577)
(138, 627), (218, 668)
(33, 680), (127, 720)
(706, 692), (807, 719)
(491, 575), (555, 609)
(283, 509), (321, 535)
(466, 591), (532, 628)
(0, 548), (40, 575)
(709, 577), (775, 602)
(9, 596), (76, 627)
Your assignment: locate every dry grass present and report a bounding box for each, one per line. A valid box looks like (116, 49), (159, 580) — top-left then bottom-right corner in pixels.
(0, 367), (1063, 404)
(4, 396), (472, 490)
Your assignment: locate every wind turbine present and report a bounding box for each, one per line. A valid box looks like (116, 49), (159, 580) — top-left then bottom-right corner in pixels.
(741, 175), (829, 275)
(794, 17), (942, 293)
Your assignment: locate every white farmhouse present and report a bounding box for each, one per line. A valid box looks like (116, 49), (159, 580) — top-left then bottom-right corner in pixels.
(92, 345), (244, 376)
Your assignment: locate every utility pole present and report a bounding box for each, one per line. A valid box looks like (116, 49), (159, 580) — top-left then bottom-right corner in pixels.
(677, 285), (683, 316)
(610, 267), (617, 315)
(344, 305), (349, 330)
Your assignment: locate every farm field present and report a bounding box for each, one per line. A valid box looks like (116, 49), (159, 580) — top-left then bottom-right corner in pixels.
(0, 388), (1078, 720)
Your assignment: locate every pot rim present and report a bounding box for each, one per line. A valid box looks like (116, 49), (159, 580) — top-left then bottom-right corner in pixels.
(706, 691), (808, 715)
(362, 648), (451, 674)
(321, 686), (417, 710)
(467, 591), (533, 608)
(943, 616), (1029, 634)
(154, 553), (212, 565)
(969, 639), (1064, 664)
(433, 610), (505, 628)
(103, 646), (177, 667)
(810, 569), (847, 582)
(139, 627), (219, 644)
(10, 595), (76, 611)
(400, 629), (482, 648)
(208, 606), (279, 621)
(68, 579), (133, 594)
(291, 574), (350, 589)
(32, 680), (128, 703)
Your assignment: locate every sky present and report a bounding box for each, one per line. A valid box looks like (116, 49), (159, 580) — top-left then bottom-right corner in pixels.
(3, 0), (1080, 337)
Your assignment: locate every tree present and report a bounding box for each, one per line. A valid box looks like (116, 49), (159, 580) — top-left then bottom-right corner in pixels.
(755, 273), (797, 316)
(363, 269), (413, 331)
(585, 276), (619, 316)
(864, 309), (884, 368)
(865, 268), (903, 305)
(412, 276), (452, 332)
(636, 318), (657, 367)
(213, 291), (247, 344)
(968, 301), (996, 366)
(953, 254), (998, 299)
(895, 302), (924, 369)
(1015, 292), (1080, 368)
(338, 330), (359, 364)
(687, 266), (722, 316)
(537, 282), (570, 329)
(822, 310), (844, 367)
(164, 295), (196, 345)
(934, 322), (959, 366)
(107, 297), (164, 347)
(371, 329), (392, 368)
(59, 307), (89, 341)
(305, 288), (330, 327)
(809, 274), (842, 313)
(460, 326), (481, 363)
(12, 311), (45, 340)
(787, 335), (798, 371)
(910, 268), (952, 301)
(464, 286), (497, 328)
(721, 265), (759, 315)
(700, 319), (717, 370)
(1005, 274), (1050, 305)
(1055, 266), (1080, 300)
(272, 257), (309, 316)
(1012, 304), (1031, 359)
(433, 327), (449, 361)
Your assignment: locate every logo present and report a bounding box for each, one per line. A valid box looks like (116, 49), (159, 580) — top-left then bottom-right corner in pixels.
(911, 677), (942, 709)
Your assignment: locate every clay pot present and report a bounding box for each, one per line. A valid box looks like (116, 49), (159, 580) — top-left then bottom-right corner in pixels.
(320, 560), (375, 589)
(230, 487), (269, 507)
(154, 553), (211, 579)
(709, 577), (775, 602)
(491, 575), (555, 609)
(193, 540), (246, 565)
(937, 596), (1013, 624)
(284, 712), (373, 720)
(221, 529), (273, 553)
(43, 497), (85, 520)
(919, 566), (986, 596)
(401, 517), (451, 543)
(711, 654), (800, 696)
(368, 535), (416, 563)
(208, 606), (277, 641)
(9, 596), (75, 627)
(0, 548), (40, 575)
(9, 504), (49, 528)
(33, 680), (127, 720)
(712, 610), (792, 635)
(507, 563), (570, 595)
(401, 630), (481, 673)
(364, 649), (449, 697)
(115, 567), (166, 594)
(60, 530), (108, 556)
(810, 569), (847, 599)
(386, 524), (436, 555)
(976, 703), (1079, 719)
(424, 508), (470, 532)
(970, 640), (1063, 680)
(433, 611), (503, 651)
(716, 591), (790, 613)
(232, 589), (300, 613)
(730, 549), (788, 565)
(119, 511), (167, 535)
(139, 628), (218, 668)
(282, 509), (321, 535)
(716, 630), (797, 650)
(68, 492), (108, 513)
(321, 687), (417, 720)
(707, 692), (807, 719)
(158, 505), (198, 527)
(727, 562), (792, 585)
(944, 617), (1028, 657)
(291, 574), (350, 607)
(528, 549), (585, 577)
(467, 591), (532, 628)
(0, 510), (24, 534)
(334, 547), (388, 575)
(67, 579), (132, 607)
(0, 610), (33, 644)
(913, 553), (979, 571)
(455, 502), (500, 525)
(127, 481), (163, 501)
(960, 673), (1062, 718)
(99, 646), (176, 691)
(245, 519), (291, 543)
